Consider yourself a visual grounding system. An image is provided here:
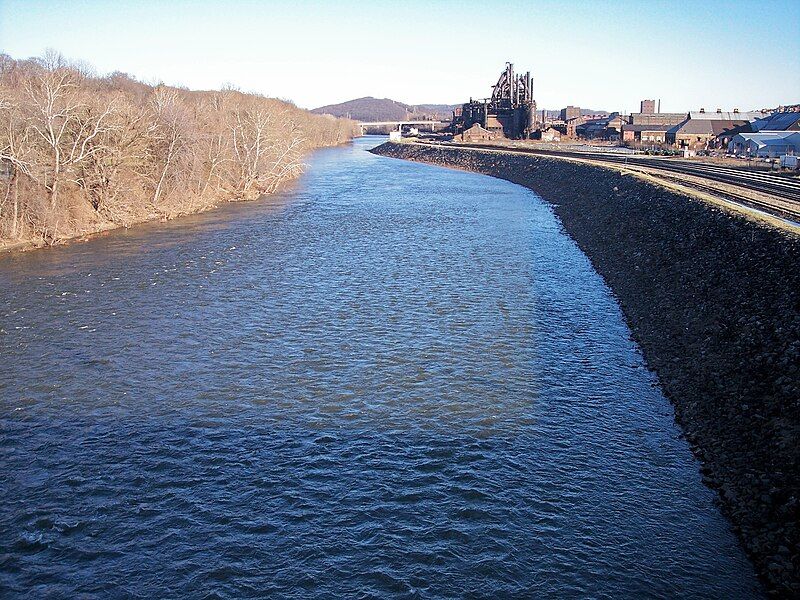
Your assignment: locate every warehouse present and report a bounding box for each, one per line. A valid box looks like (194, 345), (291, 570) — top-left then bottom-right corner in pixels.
(621, 124), (671, 144)
(727, 131), (800, 157)
(751, 111), (800, 132)
(665, 109), (767, 150)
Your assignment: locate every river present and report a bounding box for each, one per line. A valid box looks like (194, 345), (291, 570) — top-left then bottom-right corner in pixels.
(0, 136), (760, 598)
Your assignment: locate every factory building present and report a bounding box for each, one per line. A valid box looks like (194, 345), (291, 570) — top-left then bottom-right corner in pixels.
(621, 124), (671, 144)
(576, 114), (627, 140)
(454, 63), (537, 139)
(629, 112), (686, 126)
(751, 112), (800, 132)
(565, 117), (583, 138)
(640, 99), (656, 114)
(728, 131), (800, 157)
(559, 106), (581, 121)
(667, 119), (746, 150)
(666, 109), (767, 150)
(538, 127), (562, 142)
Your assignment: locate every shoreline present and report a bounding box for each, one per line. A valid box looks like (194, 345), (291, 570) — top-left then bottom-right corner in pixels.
(0, 221), (123, 254)
(370, 141), (800, 596)
(0, 141), (353, 256)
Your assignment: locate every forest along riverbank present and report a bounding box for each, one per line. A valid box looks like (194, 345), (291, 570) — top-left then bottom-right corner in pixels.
(371, 141), (800, 596)
(0, 52), (358, 251)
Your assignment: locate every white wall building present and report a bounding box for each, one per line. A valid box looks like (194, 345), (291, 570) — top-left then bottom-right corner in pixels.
(728, 131), (800, 157)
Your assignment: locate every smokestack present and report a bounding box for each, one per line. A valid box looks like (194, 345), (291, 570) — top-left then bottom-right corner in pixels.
(509, 63), (514, 104)
(529, 72), (533, 103)
(657, 99), (661, 113)
(525, 72), (530, 102)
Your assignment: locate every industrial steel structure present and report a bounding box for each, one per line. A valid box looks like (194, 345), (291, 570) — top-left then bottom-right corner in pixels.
(453, 63), (537, 139)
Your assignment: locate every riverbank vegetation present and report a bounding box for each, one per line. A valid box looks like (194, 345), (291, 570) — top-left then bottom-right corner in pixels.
(0, 51), (358, 247)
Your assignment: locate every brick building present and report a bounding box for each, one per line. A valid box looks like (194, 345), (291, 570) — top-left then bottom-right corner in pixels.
(640, 99), (656, 114)
(559, 106), (581, 121)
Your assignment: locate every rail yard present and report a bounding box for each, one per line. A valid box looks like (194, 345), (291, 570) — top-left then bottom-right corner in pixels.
(413, 139), (800, 224)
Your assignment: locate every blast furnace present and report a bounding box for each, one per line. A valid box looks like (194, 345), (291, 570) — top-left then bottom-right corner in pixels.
(453, 63), (537, 139)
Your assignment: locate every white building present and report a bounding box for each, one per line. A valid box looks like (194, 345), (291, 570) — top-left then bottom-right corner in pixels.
(728, 131), (800, 157)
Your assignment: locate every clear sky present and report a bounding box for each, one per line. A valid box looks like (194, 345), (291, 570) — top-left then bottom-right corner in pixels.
(1, 0), (798, 113)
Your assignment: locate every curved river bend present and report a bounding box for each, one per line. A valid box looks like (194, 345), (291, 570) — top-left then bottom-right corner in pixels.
(0, 137), (759, 598)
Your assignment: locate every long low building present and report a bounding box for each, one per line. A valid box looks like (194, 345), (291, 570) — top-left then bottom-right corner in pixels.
(670, 121), (761, 150)
(621, 124), (672, 144)
(728, 131), (800, 157)
(664, 109), (769, 150)
(628, 112), (686, 126)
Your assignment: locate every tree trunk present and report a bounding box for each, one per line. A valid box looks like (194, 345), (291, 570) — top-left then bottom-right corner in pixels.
(50, 173), (59, 210)
(11, 170), (19, 239)
(153, 135), (177, 208)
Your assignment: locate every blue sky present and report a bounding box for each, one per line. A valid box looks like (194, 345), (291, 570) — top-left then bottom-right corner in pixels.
(1, 0), (798, 112)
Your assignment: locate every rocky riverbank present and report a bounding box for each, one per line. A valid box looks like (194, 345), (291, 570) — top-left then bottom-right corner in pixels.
(371, 141), (800, 596)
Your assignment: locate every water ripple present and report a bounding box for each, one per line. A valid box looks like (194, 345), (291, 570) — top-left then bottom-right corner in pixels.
(0, 138), (760, 598)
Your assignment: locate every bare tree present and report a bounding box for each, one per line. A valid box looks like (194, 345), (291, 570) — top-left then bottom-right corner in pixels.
(0, 51), (358, 246)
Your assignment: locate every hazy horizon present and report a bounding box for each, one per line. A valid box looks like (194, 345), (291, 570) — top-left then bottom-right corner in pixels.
(1, 0), (798, 113)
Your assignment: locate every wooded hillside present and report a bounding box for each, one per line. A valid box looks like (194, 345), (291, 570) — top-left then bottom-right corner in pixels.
(312, 96), (456, 122)
(0, 51), (358, 247)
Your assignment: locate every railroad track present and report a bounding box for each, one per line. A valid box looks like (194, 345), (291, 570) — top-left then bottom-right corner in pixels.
(653, 172), (800, 222)
(415, 140), (800, 223)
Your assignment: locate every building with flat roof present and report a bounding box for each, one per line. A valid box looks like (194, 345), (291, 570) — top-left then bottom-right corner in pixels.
(629, 112), (687, 126)
(640, 99), (656, 114)
(559, 106), (581, 121)
(621, 124), (671, 144)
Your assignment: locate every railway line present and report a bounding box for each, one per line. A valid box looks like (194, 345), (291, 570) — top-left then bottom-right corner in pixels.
(415, 140), (800, 223)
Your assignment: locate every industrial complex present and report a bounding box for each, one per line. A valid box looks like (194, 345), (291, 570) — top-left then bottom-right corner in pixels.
(445, 63), (800, 161)
(452, 63), (537, 141)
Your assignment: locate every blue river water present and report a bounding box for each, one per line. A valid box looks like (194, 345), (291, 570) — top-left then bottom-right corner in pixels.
(0, 137), (760, 598)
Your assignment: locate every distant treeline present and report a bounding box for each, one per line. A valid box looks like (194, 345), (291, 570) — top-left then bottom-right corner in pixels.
(0, 51), (359, 246)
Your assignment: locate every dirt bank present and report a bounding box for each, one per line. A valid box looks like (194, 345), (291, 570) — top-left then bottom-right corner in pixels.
(371, 141), (800, 596)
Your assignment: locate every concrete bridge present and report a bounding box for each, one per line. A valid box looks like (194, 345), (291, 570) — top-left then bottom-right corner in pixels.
(358, 121), (448, 133)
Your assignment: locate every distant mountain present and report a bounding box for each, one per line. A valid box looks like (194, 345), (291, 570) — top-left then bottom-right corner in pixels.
(312, 97), (457, 122)
(313, 98), (613, 123)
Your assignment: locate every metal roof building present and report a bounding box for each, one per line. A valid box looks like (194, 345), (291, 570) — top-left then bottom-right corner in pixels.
(728, 131), (800, 157)
(667, 119), (749, 137)
(688, 110), (766, 121)
(752, 112), (800, 132)
(667, 115), (757, 149)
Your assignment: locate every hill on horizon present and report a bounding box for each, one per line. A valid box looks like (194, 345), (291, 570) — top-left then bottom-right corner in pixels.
(312, 97), (457, 122)
(312, 97), (616, 123)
